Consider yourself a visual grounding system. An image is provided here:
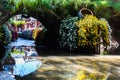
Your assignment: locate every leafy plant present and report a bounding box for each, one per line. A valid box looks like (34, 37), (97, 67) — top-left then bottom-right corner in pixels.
(111, 1), (120, 12)
(9, 0), (98, 19)
(93, 1), (112, 19)
(76, 15), (110, 47)
(0, 24), (12, 45)
(0, 26), (5, 45)
(2, 24), (12, 45)
(59, 16), (78, 51)
(13, 20), (25, 26)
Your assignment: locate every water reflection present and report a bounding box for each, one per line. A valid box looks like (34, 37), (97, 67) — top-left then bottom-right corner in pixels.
(0, 38), (37, 71)
(11, 46), (38, 58)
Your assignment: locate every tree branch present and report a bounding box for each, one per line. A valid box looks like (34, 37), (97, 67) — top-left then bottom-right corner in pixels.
(0, 5), (24, 25)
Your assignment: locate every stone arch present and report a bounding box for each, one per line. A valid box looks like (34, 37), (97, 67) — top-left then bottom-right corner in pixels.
(1, 11), (61, 47)
(29, 13), (61, 45)
(25, 12), (61, 47)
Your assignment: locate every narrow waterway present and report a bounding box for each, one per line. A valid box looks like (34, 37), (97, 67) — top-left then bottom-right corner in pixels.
(10, 38), (35, 47)
(5, 38), (120, 80)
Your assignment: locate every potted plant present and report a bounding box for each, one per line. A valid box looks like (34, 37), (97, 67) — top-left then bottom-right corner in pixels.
(76, 15), (111, 54)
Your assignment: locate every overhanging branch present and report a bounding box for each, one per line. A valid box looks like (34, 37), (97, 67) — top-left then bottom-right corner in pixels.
(0, 5), (24, 25)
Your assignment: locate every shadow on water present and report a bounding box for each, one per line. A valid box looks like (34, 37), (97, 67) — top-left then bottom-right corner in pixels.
(16, 55), (120, 80)
(35, 45), (96, 56)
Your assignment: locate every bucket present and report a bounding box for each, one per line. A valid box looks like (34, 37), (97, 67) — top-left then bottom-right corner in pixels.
(78, 8), (93, 19)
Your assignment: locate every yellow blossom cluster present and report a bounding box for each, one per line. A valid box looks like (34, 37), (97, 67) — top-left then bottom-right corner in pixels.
(75, 70), (107, 80)
(74, 62), (110, 80)
(32, 28), (42, 39)
(76, 15), (110, 47)
(13, 21), (25, 26)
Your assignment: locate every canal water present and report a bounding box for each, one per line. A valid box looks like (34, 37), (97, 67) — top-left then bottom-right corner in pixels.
(9, 38), (38, 57)
(10, 38), (35, 47)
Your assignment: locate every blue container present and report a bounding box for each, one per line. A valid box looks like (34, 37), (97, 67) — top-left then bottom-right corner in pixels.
(78, 8), (93, 19)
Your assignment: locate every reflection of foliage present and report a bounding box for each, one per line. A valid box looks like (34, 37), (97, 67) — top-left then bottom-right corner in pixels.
(12, 49), (24, 54)
(75, 69), (108, 80)
(4, 55), (15, 65)
(59, 16), (78, 51)
(74, 62), (110, 80)
(76, 15), (110, 47)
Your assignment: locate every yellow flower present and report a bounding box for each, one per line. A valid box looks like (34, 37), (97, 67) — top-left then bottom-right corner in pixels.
(90, 73), (96, 80)
(32, 28), (42, 39)
(76, 15), (110, 47)
(76, 70), (86, 80)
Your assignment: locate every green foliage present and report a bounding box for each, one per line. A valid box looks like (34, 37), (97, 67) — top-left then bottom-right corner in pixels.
(0, 24), (12, 45)
(93, 1), (113, 19)
(8, 18), (25, 25)
(0, 0), (13, 11)
(9, 0), (117, 20)
(2, 24), (12, 45)
(101, 51), (108, 55)
(8, 0), (88, 19)
(0, 26), (5, 45)
(112, 2), (120, 13)
(59, 16), (78, 51)
(13, 20), (25, 26)
(76, 15), (110, 47)
(8, 18), (14, 24)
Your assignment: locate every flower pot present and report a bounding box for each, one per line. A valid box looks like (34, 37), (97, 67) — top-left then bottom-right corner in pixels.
(78, 8), (93, 19)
